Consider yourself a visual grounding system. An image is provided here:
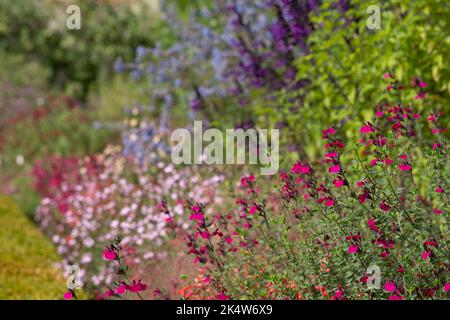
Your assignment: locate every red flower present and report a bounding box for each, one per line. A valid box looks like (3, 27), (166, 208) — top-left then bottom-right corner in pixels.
(331, 289), (344, 300)
(127, 280), (148, 293)
(380, 202), (391, 212)
(444, 283), (450, 292)
(421, 251), (431, 260)
(333, 179), (344, 188)
(103, 248), (117, 261)
(63, 291), (73, 300)
(116, 284), (127, 295)
(325, 151), (338, 159)
(348, 245), (359, 254)
(384, 282), (396, 292)
(217, 292), (230, 300)
(398, 163), (411, 171)
(360, 125), (373, 134)
(389, 294), (404, 300)
(324, 199), (334, 207)
(291, 162), (311, 174)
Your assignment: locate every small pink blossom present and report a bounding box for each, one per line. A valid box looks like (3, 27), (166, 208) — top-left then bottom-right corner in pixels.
(421, 251), (431, 260)
(200, 231), (211, 239)
(360, 125), (373, 134)
(348, 245), (359, 254)
(383, 73), (392, 79)
(103, 249), (117, 261)
(190, 213), (204, 222)
(444, 283), (450, 292)
(116, 284), (127, 295)
(398, 163), (411, 171)
(370, 159), (378, 166)
(427, 114), (437, 122)
(322, 127), (336, 137)
(63, 291), (73, 300)
(414, 92), (426, 100)
(380, 202), (391, 212)
(291, 162), (310, 174)
(217, 292), (230, 300)
(329, 165), (341, 174)
(419, 81), (427, 88)
(384, 282), (396, 292)
(334, 179), (344, 188)
(127, 280), (148, 293)
(325, 151), (338, 159)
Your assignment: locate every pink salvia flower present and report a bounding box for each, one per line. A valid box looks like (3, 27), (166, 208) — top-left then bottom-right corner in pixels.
(217, 292), (230, 300)
(414, 92), (426, 100)
(127, 280), (147, 293)
(360, 125), (373, 134)
(325, 151), (338, 159)
(103, 248), (117, 261)
(398, 164), (411, 171)
(116, 284), (127, 295)
(421, 251), (431, 260)
(63, 291), (73, 300)
(334, 179), (344, 188)
(348, 245), (359, 254)
(389, 295), (404, 300)
(380, 202), (391, 212)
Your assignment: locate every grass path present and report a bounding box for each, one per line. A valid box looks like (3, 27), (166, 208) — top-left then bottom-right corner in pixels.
(0, 195), (66, 299)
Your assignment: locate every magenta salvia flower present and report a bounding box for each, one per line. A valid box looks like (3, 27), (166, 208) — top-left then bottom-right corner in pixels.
(127, 280), (148, 293)
(348, 245), (359, 254)
(360, 124), (373, 134)
(380, 202), (391, 212)
(103, 248), (117, 261)
(63, 291), (73, 300)
(333, 179), (344, 188)
(384, 282), (396, 292)
(398, 163), (412, 171)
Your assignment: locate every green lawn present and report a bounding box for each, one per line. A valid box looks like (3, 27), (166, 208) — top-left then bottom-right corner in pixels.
(0, 195), (66, 299)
